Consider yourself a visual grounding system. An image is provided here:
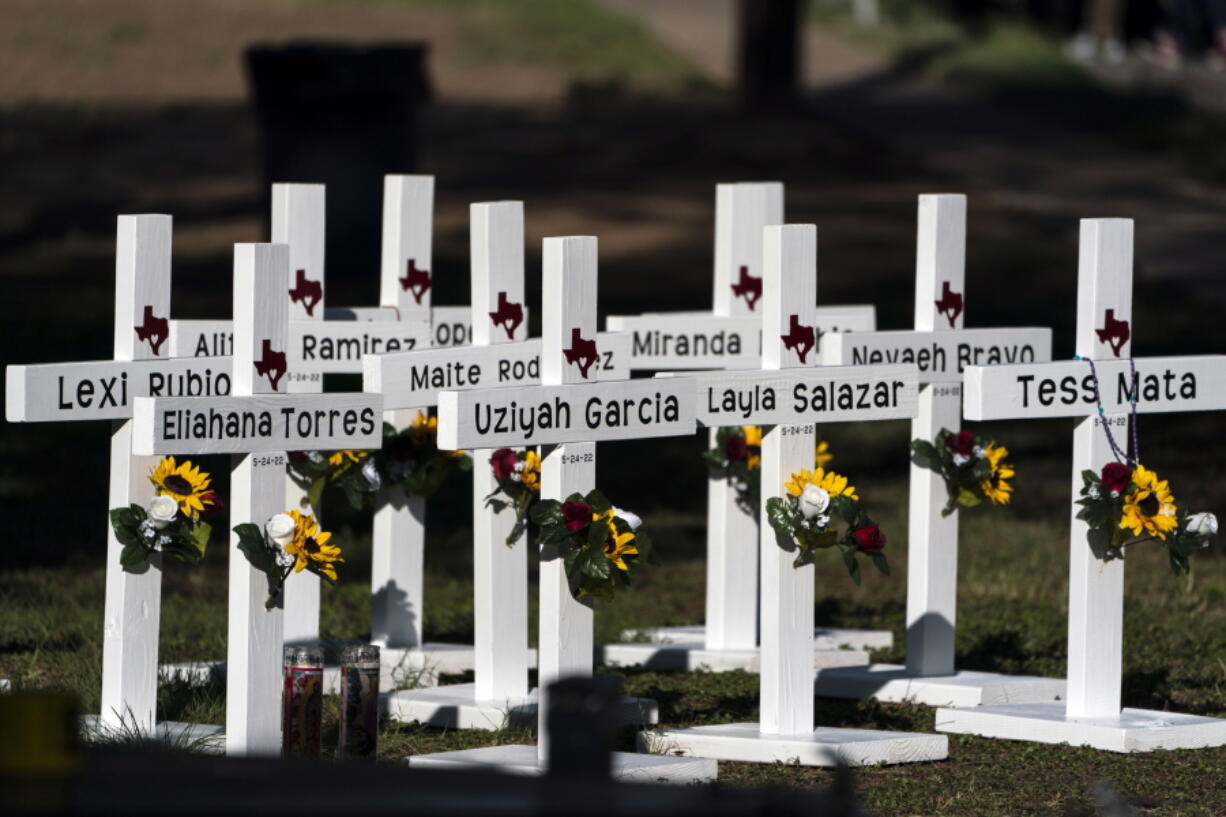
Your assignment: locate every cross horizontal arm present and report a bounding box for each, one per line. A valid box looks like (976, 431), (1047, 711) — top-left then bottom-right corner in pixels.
(688, 364), (918, 426)
(823, 327), (1052, 384)
(963, 355), (1226, 421)
(6, 357), (234, 422)
(131, 393), (383, 455)
(365, 332), (632, 410)
(605, 306), (876, 371)
(436, 377), (695, 449)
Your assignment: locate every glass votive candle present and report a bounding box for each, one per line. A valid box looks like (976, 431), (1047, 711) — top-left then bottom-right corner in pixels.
(338, 645), (380, 759)
(282, 645), (324, 757)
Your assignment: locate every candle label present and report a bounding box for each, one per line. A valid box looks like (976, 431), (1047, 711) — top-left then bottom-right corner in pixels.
(281, 665), (323, 756)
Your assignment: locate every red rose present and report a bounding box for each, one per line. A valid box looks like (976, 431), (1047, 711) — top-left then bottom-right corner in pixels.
(1100, 462), (1132, 495)
(852, 526), (886, 554)
(561, 502), (593, 531)
(944, 430), (975, 458)
(199, 492), (223, 517)
(725, 434), (748, 463)
(287, 451), (309, 462)
(490, 448), (519, 480)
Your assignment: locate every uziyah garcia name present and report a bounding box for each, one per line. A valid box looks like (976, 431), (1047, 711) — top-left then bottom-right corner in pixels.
(473, 393), (682, 437)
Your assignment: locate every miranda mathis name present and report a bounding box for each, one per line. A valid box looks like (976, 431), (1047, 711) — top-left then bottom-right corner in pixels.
(473, 393), (681, 436)
(161, 405), (378, 441)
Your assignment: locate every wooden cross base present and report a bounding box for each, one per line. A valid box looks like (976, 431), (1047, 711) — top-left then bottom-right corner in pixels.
(616, 622), (891, 649)
(387, 684), (658, 732)
(598, 640), (869, 673)
(935, 701), (1226, 753)
(815, 664), (1066, 707)
(639, 723), (947, 767)
(80, 714), (224, 752)
(406, 744), (717, 784)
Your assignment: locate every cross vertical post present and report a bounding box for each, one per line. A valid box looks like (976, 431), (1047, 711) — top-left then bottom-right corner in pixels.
(101, 214), (172, 733)
(226, 242), (291, 755)
(1066, 218), (1131, 718)
(758, 224), (818, 736)
(707, 182), (782, 653)
(372, 174), (434, 651)
(905, 193), (966, 677)
(471, 202), (531, 705)
(275, 183), (327, 646)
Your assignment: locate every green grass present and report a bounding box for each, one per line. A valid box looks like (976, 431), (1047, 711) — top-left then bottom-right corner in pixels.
(6, 469), (1226, 814)
(311, 0), (708, 89)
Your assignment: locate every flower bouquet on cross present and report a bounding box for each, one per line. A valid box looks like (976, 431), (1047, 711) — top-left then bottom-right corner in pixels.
(765, 467), (888, 584)
(910, 428), (1014, 516)
(1076, 461), (1217, 574)
(484, 448), (542, 546)
(233, 510), (344, 609)
(528, 489), (652, 602)
(288, 412), (473, 511)
(109, 457), (221, 568)
(703, 425), (834, 514)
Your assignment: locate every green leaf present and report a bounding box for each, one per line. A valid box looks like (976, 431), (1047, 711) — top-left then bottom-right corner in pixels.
(870, 551), (891, 576)
(577, 547), (612, 581)
(956, 487), (982, 508)
(1081, 469), (1099, 485)
(909, 439), (942, 472)
(538, 522), (571, 546)
(530, 499), (562, 525)
(841, 548), (862, 585)
(585, 489), (612, 514)
(188, 521), (212, 560)
(120, 542), (147, 569)
(765, 497), (793, 538)
(586, 517), (607, 547)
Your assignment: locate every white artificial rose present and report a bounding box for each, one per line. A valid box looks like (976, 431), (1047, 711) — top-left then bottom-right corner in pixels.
(799, 484), (831, 520)
(361, 457), (382, 491)
(148, 495), (180, 529)
(266, 513), (296, 547)
(953, 453), (971, 467)
(1186, 512), (1218, 540)
(613, 506), (642, 531)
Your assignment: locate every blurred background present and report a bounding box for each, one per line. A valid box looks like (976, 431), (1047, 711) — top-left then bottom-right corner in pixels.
(3, 0), (1226, 728)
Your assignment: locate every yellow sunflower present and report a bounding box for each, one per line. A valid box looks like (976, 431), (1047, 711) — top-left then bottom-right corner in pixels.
(408, 412), (438, 444)
(149, 457), (215, 519)
(741, 426), (763, 470)
(1120, 465), (1178, 541)
(283, 510), (345, 580)
(594, 509), (638, 572)
(784, 467), (858, 501)
(980, 443), (1014, 505)
(327, 450), (368, 467)
(815, 439), (833, 469)
(519, 450), (542, 492)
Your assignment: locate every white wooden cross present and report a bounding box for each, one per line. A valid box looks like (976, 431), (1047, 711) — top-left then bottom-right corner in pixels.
(404, 236), (715, 783)
(167, 178), (434, 667)
(365, 203), (631, 729)
(814, 194), (1066, 707)
(936, 217), (1226, 751)
(6, 214), (228, 742)
(132, 242), (382, 756)
(641, 224), (947, 767)
(602, 181), (886, 672)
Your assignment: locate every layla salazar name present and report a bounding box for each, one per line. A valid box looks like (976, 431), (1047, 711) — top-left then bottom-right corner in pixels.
(473, 393), (681, 437)
(706, 379), (908, 419)
(161, 405), (377, 441)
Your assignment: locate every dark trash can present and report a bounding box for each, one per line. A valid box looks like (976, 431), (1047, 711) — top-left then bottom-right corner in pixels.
(245, 42), (432, 293)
